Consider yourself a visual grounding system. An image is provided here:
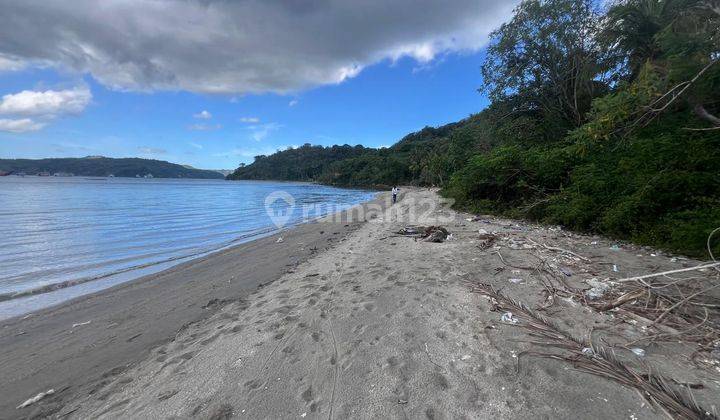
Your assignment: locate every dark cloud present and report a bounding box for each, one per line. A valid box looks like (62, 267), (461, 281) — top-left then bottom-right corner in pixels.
(0, 0), (517, 94)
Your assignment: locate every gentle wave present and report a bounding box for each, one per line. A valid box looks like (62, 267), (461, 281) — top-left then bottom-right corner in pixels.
(0, 177), (374, 306)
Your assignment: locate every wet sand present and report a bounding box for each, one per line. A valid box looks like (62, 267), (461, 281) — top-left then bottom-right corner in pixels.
(0, 196), (385, 418)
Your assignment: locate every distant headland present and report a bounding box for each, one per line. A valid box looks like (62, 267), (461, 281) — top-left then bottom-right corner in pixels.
(0, 156), (225, 179)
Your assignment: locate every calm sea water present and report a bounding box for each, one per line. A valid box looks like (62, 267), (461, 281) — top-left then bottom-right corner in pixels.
(0, 177), (374, 319)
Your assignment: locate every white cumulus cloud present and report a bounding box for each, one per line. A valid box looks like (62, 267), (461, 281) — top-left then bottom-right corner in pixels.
(0, 86), (91, 133)
(0, 86), (91, 117)
(239, 117), (260, 123)
(0, 118), (45, 133)
(0, 1), (519, 94)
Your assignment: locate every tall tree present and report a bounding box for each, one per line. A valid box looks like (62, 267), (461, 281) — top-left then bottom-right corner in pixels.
(603, 0), (720, 129)
(481, 0), (613, 128)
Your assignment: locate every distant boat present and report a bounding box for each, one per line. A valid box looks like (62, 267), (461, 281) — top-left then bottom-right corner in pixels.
(15, 172), (26, 177)
(108, 174), (115, 178)
(38, 171), (51, 177)
(143, 173), (154, 179)
(53, 172), (74, 177)
(135, 174), (141, 178)
(0, 170), (10, 176)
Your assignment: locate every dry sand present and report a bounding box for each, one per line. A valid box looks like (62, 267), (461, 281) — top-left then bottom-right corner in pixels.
(5, 189), (720, 419)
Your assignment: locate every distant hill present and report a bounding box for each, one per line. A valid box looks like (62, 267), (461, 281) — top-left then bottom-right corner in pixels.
(226, 118), (476, 188)
(213, 169), (234, 177)
(0, 157), (225, 179)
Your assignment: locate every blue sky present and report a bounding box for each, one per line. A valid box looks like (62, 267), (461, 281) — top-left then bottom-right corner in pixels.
(0, 1), (512, 170)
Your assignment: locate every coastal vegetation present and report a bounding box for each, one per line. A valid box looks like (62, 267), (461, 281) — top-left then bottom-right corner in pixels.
(0, 156), (225, 179)
(228, 0), (720, 257)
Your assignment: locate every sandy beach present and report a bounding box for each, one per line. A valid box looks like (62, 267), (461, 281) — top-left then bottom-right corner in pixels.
(0, 195), (384, 418)
(4, 189), (720, 419)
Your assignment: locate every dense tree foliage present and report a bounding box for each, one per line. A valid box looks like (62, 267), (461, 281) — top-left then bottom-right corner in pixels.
(0, 157), (225, 179)
(229, 0), (720, 256)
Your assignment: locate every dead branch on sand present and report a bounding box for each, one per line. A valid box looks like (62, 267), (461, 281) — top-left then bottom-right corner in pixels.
(471, 283), (715, 420)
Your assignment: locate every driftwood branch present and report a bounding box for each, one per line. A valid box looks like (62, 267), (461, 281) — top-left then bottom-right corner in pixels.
(593, 289), (645, 311)
(615, 262), (720, 283)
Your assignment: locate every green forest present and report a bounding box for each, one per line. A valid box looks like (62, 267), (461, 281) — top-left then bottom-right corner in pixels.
(228, 0), (720, 257)
(0, 157), (225, 179)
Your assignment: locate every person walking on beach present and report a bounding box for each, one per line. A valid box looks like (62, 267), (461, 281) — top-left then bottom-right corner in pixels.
(392, 186), (399, 204)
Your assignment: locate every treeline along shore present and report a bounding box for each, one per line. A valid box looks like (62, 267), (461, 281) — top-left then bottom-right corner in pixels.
(228, 0), (720, 258)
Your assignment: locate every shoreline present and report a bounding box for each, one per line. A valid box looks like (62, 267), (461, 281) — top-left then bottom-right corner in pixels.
(0, 180), (377, 320)
(0, 193), (388, 417)
(62, 189), (719, 418)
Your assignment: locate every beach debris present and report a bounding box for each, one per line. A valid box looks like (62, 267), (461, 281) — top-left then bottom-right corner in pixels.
(276, 237), (284, 243)
(582, 347), (595, 356)
(424, 226), (449, 243)
(630, 348), (646, 357)
(473, 283), (713, 418)
(396, 225), (451, 243)
(501, 311), (518, 324)
(584, 278), (610, 300)
(609, 244), (621, 251)
(477, 231), (497, 250)
(592, 289), (645, 311)
(508, 278), (523, 284)
(71, 320), (91, 328)
(612, 264), (619, 272)
(16, 389), (55, 409)
(558, 266), (573, 277)
(397, 226), (421, 235)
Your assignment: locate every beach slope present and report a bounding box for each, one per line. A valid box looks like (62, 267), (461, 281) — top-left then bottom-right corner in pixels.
(54, 189), (719, 419)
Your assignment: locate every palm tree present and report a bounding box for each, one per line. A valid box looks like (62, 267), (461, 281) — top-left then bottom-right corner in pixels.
(603, 0), (705, 79)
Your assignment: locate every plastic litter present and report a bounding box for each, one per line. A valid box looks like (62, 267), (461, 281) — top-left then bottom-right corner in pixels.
(508, 278), (523, 284)
(559, 266), (573, 277)
(609, 245), (621, 251)
(630, 348), (646, 357)
(501, 312), (518, 324)
(276, 237), (284, 243)
(582, 347), (594, 356)
(613, 264), (619, 272)
(585, 278), (610, 300)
